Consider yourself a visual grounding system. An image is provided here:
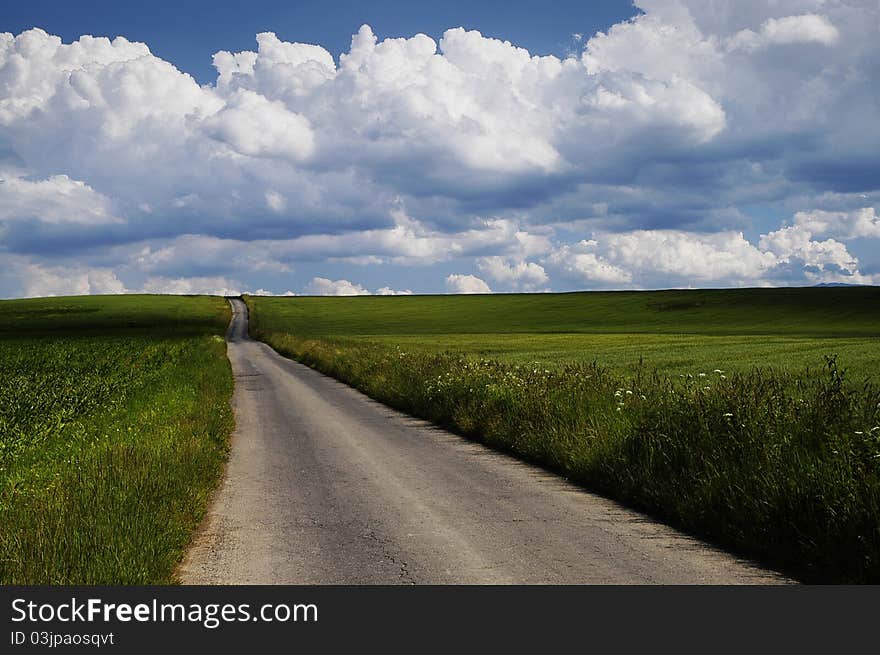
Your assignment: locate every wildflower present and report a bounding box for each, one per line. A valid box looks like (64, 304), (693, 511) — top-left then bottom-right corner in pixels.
(713, 369), (724, 374)
(723, 413), (734, 418)
(698, 372), (707, 378)
(625, 390), (633, 395)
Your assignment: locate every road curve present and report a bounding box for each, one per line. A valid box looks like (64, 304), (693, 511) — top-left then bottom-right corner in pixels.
(179, 298), (789, 584)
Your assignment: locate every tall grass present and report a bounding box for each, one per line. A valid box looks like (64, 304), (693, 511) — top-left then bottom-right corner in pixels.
(253, 328), (880, 583)
(0, 296), (232, 584)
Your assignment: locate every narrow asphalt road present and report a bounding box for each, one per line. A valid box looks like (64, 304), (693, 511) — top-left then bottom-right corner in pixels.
(179, 299), (788, 584)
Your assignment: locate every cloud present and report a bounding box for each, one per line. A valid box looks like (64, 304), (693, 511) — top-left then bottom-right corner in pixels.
(791, 207), (880, 240)
(476, 256), (548, 290)
(728, 14), (840, 51)
(759, 226), (856, 273)
(213, 31), (336, 100)
(546, 219), (873, 289)
(1, 2), (879, 297)
(202, 90), (314, 161)
(602, 230), (779, 282)
(0, 174), (119, 225)
(547, 231), (781, 287)
(304, 277), (370, 296)
(0, 16), (748, 248)
(546, 245), (633, 285)
(119, 214), (550, 278)
(253, 288), (297, 296)
(445, 274), (492, 294)
(376, 287), (413, 295)
(140, 276), (243, 296)
(15, 262), (127, 298)
(303, 278), (413, 296)
(264, 191), (287, 213)
(0, 255), (247, 297)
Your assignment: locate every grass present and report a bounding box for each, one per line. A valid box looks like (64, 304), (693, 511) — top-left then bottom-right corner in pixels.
(246, 287), (880, 583)
(247, 287), (880, 379)
(0, 295), (232, 584)
(247, 287), (880, 336)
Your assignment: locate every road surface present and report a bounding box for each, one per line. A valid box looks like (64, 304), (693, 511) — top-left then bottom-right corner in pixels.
(179, 298), (788, 584)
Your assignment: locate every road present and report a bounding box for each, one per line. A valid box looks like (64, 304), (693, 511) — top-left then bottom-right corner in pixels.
(179, 298), (788, 584)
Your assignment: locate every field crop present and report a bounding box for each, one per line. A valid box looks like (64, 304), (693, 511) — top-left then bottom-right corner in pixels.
(0, 295), (232, 584)
(246, 287), (880, 583)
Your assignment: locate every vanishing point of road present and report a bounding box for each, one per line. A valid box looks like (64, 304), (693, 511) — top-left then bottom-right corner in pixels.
(179, 299), (788, 584)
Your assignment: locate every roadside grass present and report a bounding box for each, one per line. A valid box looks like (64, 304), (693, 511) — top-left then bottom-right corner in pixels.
(246, 288), (880, 583)
(0, 295), (232, 584)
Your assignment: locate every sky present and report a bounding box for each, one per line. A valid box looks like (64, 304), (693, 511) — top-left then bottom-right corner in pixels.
(1, 0), (879, 298)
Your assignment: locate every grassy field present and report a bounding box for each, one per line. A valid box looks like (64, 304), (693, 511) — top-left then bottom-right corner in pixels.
(0, 295), (232, 584)
(247, 287), (880, 378)
(246, 287), (880, 583)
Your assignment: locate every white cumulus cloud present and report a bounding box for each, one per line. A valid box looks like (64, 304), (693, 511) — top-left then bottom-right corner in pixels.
(1, 1), (879, 298)
(376, 287), (413, 295)
(476, 256), (548, 290)
(0, 174), (119, 225)
(305, 277), (371, 296)
(17, 263), (127, 298)
(445, 274), (492, 294)
(141, 276), (243, 296)
(202, 90), (314, 161)
(728, 14), (840, 51)
(791, 207), (880, 240)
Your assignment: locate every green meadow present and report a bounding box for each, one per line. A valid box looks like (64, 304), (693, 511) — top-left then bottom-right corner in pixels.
(247, 287), (880, 583)
(247, 287), (880, 378)
(3, 288), (879, 583)
(0, 295), (232, 584)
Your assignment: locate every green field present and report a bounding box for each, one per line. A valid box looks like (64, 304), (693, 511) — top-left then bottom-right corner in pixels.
(4, 289), (879, 583)
(247, 287), (880, 583)
(248, 287), (880, 336)
(0, 295), (232, 584)
(247, 287), (880, 379)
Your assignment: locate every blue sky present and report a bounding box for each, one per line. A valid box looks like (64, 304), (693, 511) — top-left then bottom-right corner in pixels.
(1, 1), (879, 297)
(5, 0), (637, 83)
